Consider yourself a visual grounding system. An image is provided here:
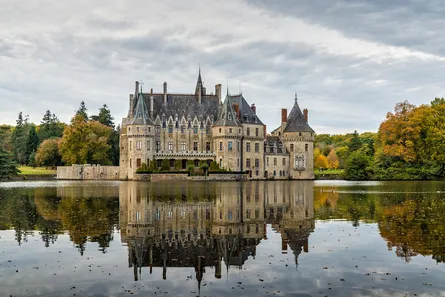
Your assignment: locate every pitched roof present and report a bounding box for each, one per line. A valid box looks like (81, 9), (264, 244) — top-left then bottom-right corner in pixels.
(141, 93), (219, 122)
(214, 95), (242, 127)
(227, 94), (264, 125)
(130, 92), (153, 125)
(284, 97), (314, 133)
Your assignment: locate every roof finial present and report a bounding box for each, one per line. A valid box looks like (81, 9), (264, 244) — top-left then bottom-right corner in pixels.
(294, 92), (298, 104)
(226, 77), (229, 96)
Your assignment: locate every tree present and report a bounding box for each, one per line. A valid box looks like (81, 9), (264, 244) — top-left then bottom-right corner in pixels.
(160, 159), (170, 171)
(26, 125), (39, 163)
(344, 150), (371, 180)
(59, 114), (112, 165)
(326, 149), (340, 169)
(0, 147), (20, 179)
(314, 154), (328, 169)
(75, 101), (88, 121)
(92, 104), (115, 128)
(348, 130), (361, 152)
(11, 112), (30, 164)
(35, 138), (61, 168)
(38, 110), (64, 141)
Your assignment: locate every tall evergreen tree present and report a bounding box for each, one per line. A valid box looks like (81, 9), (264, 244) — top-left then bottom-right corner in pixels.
(0, 147), (20, 179)
(39, 110), (64, 141)
(75, 101), (88, 121)
(26, 125), (39, 163)
(91, 104), (115, 128)
(11, 112), (30, 164)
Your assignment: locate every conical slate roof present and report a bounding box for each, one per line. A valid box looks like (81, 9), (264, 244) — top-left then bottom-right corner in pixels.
(284, 95), (314, 133)
(130, 91), (153, 125)
(195, 68), (203, 95)
(214, 95), (242, 127)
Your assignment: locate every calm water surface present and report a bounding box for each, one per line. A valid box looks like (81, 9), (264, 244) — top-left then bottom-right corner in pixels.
(0, 180), (444, 297)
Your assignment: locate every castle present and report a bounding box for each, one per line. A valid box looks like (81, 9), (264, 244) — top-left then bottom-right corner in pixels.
(119, 69), (315, 180)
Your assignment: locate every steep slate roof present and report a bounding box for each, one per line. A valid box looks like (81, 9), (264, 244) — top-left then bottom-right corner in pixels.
(214, 95), (242, 127)
(284, 97), (314, 133)
(130, 92), (153, 125)
(141, 93), (219, 122)
(227, 94), (264, 125)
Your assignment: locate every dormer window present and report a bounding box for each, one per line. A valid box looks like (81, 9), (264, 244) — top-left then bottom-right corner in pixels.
(253, 116), (257, 123)
(228, 113), (232, 120)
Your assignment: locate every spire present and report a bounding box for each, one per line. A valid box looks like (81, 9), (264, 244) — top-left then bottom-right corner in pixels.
(130, 89), (153, 125)
(294, 92), (298, 104)
(195, 66), (203, 95)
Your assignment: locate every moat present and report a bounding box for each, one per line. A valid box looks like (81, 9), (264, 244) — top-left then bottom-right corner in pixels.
(0, 180), (444, 297)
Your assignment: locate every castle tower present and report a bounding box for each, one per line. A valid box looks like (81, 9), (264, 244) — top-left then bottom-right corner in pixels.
(120, 87), (155, 180)
(211, 95), (243, 171)
(278, 93), (315, 179)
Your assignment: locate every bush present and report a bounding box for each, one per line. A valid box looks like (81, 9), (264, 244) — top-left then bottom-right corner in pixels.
(344, 150), (372, 180)
(136, 162), (152, 174)
(174, 160), (182, 170)
(160, 159), (170, 172)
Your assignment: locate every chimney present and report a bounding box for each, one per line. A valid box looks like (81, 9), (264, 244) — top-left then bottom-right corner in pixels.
(150, 88), (154, 118)
(128, 94), (134, 118)
(135, 81), (139, 97)
(233, 103), (240, 119)
(251, 103), (256, 114)
(163, 82), (167, 105)
(303, 109), (308, 123)
(215, 84), (222, 102)
(281, 108), (287, 123)
(263, 125), (267, 138)
(198, 86), (202, 105)
(202, 87), (206, 95)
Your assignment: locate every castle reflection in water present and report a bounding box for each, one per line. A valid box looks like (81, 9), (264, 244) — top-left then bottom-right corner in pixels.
(118, 181), (315, 284)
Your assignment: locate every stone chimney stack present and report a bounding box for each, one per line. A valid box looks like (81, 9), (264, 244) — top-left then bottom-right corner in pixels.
(263, 125), (267, 138)
(198, 85), (202, 105)
(135, 81), (139, 97)
(163, 82), (167, 105)
(128, 94), (134, 118)
(303, 109), (308, 123)
(251, 103), (256, 114)
(215, 84), (222, 102)
(202, 87), (206, 95)
(150, 88), (154, 118)
(281, 108), (287, 123)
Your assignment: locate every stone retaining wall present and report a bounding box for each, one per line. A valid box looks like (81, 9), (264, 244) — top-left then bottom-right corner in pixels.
(133, 173), (247, 182)
(57, 165), (120, 180)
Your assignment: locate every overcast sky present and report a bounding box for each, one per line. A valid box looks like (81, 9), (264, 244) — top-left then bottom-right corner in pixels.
(1, 0), (444, 134)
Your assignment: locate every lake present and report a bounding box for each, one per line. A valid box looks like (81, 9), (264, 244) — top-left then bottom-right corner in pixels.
(0, 180), (444, 297)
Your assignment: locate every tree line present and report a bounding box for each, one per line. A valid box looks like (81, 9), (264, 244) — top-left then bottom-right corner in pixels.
(0, 102), (120, 179)
(315, 98), (445, 180)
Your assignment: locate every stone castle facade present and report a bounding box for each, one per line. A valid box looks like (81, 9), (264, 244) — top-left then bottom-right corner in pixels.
(119, 70), (315, 180)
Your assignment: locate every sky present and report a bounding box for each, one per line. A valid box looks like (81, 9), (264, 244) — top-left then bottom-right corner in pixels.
(1, 0), (444, 134)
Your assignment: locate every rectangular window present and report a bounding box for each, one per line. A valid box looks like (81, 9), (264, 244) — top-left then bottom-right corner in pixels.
(129, 159), (132, 168)
(255, 209), (260, 219)
(229, 128), (232, 133)
(155, 125), (160, 134)
(193, 126), (198, 134)
(255, 128), (259, 137)
(255, 158), (259, 168)
(137, 127), (140, 132)
(206, 125), (210, 134)
(181, 141), (186, 151)
(290, 144), (294, 152)
(255, 143), (259, 153)
(246, 209), (251, 219)
(168, 124), (173, 133)
(305, 143), (309, 152)
(266, 157), (269, 166)
(168, 141), (173, 151)
(274, 158), (277, 166)
(246, 127), (250, 136)
(193, 142), (198, 151)
(206, 142), (211, 152)
(282, 158), (285, 165)
(136, 140), (142, 150)
(219, 142), (223, 151)
(246, 142), (251, 152)
(237, 141), (240, 151)
(156, 141), (160, 152)
(181, 125), (185, 134)
(228, 141), (233, 151)
(246, 158), (251, 168)
(147, 140), (151, 151)
(136, 158), (141, 168)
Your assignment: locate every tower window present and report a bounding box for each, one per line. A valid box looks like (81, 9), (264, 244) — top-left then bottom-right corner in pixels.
(305, 143), (308, 152)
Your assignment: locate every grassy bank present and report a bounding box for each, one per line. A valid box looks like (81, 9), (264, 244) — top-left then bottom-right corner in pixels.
(315, 169), (344, 180)
(18, 166), (56, 175)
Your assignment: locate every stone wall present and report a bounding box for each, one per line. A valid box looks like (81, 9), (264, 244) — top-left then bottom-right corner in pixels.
(133, 172), (247, 182)
(57, 165), (120, 180)
(133, 173), (189, 181)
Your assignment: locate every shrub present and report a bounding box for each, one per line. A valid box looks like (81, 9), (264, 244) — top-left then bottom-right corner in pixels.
(160, 159), (170, 172)
(136, 162), (152, 174)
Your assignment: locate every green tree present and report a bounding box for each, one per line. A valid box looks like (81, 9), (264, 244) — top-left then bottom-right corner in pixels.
(0, 147), (20, 179)
(348, 130), (361, 152)
(59, 115), (112, 165)
(91, 104), (115, 128)
(35, 138), (61, 168)
(38, 110), (64, 141)
(75, 101), (88, 121)
(160, 159), (170, 171)
(11, 112), (31, 164)
(344, 150), (372, 180)
(26, 125), (39, 163)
